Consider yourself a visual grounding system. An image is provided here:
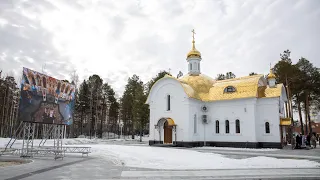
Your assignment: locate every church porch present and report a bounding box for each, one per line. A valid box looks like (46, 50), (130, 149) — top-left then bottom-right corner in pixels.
(152, 118), (177, 146)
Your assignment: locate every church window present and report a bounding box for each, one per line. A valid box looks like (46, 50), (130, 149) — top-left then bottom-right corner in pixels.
(224, 86), (236, 93)
(198, 63), (200, 71)
(189, 63), (192, 71)
(167, 95), (171, 111)
(225, 120), (229, 134)
(194, 114), (197, 134)
(215, 120), (219, 133)
(235, 119), (240, 133)
(265, 122), (270, 134)
(193, 62), (197, 70)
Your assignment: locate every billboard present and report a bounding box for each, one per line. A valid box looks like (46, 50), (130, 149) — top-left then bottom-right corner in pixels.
(18, 67), (75, 125)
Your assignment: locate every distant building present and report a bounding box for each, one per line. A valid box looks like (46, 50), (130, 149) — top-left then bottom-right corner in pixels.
(293, 122), (320, 136)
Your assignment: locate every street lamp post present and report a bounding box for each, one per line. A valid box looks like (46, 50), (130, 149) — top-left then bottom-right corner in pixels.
(119, 121), (124, 139)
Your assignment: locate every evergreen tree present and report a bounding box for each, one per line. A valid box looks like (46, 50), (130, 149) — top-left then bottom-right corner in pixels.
(216, 74), (225, 80)
(87, 74), (103, 138)
(216, 72), (236, 80)
(226, 72), (236, 79)
(145, 71), (170, 95)
(120, 74), (148, 139)
(76, 80), (90, 136)
(102, 83), (119, 137)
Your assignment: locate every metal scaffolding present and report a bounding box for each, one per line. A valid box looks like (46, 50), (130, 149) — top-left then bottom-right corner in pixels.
(2, 122), (90, 160)
(21, 122), (36, 157)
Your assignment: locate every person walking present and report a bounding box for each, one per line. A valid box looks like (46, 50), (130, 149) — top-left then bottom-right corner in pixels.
(296, 134), (301, 149)
(307, 133), (311, 147)
(311, 133), (317, 148)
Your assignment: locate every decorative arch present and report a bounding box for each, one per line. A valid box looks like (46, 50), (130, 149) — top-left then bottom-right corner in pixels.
(155, 118), (177, 144)
(145, 76), (188, 104)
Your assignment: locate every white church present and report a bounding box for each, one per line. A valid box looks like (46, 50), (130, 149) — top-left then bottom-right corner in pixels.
(146, 30), (291, 148)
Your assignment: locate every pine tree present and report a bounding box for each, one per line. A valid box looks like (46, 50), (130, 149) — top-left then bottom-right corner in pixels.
(145, 71), (170, 95)
(120, 74), (147, 139)
(102, 83), (119, 138)
(87, 74), (103, 138)
(76, 80), (90, 136)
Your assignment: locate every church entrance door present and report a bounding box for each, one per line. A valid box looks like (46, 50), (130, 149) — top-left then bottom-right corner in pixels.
(164, 121), (172, 144)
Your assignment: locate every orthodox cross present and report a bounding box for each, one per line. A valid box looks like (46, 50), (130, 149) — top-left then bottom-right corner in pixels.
(191, 29), (196, 49)
(192, 29), (196, 42)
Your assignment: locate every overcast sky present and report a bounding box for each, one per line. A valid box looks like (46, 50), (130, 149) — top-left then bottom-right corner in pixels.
(0, 0), (319, 96)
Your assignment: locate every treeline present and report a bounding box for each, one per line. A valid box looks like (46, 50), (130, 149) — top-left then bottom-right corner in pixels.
(273, 50), (320, 135)
(0, 72), (20, 137)
(0, 49), (319, 138)
(70, 71), (169, 139)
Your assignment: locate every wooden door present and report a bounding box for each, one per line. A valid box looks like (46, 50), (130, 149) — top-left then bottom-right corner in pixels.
(164, 121), (172, 144)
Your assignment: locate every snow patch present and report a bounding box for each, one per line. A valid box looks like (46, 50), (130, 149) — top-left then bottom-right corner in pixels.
(91, 144), (320, 170)
(194, 146), (280, 152)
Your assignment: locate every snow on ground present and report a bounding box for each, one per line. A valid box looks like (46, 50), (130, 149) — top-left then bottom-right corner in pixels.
(194, 146), (280, 152)
(1, 138), (319, 170)
(0, 138), (146, 149)
(90, 144), (320, 170)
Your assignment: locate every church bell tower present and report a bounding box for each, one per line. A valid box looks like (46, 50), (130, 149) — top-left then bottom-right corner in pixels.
(186, 29), (202, 76)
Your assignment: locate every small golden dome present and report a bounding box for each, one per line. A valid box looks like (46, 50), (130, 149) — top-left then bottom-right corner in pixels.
(187, 29), (201, 59)
(267, 69), (276, 79)
(187, 46), (201, 59)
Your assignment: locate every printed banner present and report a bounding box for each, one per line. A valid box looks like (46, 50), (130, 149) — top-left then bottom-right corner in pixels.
(18, 67), (75, 125)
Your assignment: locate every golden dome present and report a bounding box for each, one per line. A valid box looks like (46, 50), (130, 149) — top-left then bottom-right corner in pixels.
(267, 69), (276, 79)
(187, 47), (201, 59)
(187, 29), (201, 59)
(179, 74), (214, 95)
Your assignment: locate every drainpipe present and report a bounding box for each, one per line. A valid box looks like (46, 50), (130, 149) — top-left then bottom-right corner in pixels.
(174, 126), (177, 145)
(204, 123), (206, 146)
(153, 125), (156, 144)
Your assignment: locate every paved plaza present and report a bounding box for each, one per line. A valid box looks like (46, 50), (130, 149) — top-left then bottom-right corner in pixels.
(1, 144), (320, 180)
(192, 146), (320, 162)
(1, 155), (320, 180)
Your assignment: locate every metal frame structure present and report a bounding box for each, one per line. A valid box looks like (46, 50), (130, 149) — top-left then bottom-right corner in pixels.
(2, 122), (66, 159)
(39, 146), (91, 157)
(21, 122), (36, 157)
(2, 122), (91, 160)
(38, 124), (54, 147)
(52, 124), (65, 159)
(3, 121), (24, 151)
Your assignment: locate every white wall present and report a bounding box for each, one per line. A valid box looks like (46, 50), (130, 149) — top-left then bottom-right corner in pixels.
(147, 78), (189, 142)
(256, 97), (281, 143)
(188, 98), (258, 143)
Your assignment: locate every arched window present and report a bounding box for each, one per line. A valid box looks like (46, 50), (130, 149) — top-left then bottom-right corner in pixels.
(215, 120), (219, 133)
(167, 95), (171, 111)
(235, 119), (240, 133)
(189, 63), (192, 71)
(193, 62), (197, 70)
(225, 120), (229, 134)
(265, 122), (270, 134)
(198, 63), (200, 71)
(224, 86), (236, 93)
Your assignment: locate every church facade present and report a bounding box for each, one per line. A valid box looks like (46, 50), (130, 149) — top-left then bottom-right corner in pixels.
(146, 30), (291, 148)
